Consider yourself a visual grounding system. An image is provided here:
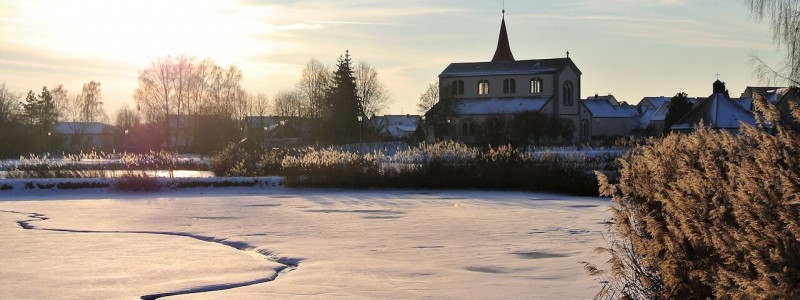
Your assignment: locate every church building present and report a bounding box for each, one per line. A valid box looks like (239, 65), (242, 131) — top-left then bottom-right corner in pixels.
(424, 12), (589, 144)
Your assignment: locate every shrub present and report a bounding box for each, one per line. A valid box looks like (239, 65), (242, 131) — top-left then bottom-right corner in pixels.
(210, 139), (264, 177)
(112, 175), (162, 192)
(588, 96), (800, 299)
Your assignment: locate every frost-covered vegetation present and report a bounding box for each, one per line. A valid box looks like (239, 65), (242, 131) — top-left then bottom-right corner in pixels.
(1, 151), (207, 179)
(212, 140), (622, 196)
(588, 97), (800, 299)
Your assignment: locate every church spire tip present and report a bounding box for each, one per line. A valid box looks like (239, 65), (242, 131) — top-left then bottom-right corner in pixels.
(491, 10), (515, 62)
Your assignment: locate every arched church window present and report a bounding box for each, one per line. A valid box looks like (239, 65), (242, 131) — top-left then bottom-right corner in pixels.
(530, 78), (543, 94)
(450, 80), (464, 96)
(580, 119), (589, 139)
(478, 80), (490, 95)
(563, 81), (574, 106)
(503, 78), (516, 94)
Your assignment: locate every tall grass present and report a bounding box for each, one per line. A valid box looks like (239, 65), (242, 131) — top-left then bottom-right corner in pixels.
(586, 96), (800, 299)
(1, 151), (204, 179)
(212, 140), (621, 196)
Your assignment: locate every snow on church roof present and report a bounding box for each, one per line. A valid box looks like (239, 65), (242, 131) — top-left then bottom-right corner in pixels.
(439, 58), (575, 78)
(429, 97), (550, 115)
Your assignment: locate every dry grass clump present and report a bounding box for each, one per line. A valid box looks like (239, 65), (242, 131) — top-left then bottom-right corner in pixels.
(276, 141), (614, 195)
(588, 95), (800, 299)
(2, 150), (198, 179)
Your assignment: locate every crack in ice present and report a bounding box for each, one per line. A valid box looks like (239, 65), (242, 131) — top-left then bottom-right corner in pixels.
(0, 210), (301, 299)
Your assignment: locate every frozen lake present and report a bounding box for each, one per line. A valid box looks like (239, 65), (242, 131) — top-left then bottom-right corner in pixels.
(0, 188), (610, 299)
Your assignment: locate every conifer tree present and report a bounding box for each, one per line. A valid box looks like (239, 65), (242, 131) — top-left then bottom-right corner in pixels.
(663, 92), (692, 134)
(325, 50), (362, 142)
(23, 87), (57, 129)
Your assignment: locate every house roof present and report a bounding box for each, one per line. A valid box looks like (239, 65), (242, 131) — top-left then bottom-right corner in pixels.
(582, 100), (640, 118)
(371, 115), (421, 126)
(640, 102), (670, 127)
(672, 93), (756, 130)
(742, 86), (782, 98)
(53, 122), (108, 135)
(638, 96), (671, 110)
(585, 94), (619, 105)
(428, 97), (550, 116)
(439, 58), (575, 78)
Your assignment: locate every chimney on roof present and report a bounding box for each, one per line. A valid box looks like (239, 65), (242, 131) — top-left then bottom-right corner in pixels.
(491, 12), (515, 62)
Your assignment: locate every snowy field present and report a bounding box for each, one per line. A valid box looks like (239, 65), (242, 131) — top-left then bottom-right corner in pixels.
(0, 187), (610, 299)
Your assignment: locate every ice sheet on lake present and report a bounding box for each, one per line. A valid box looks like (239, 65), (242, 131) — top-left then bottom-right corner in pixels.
(0, 189), (610, 299)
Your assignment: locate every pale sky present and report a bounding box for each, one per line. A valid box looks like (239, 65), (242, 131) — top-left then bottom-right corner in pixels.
(0, 0), (785, 120)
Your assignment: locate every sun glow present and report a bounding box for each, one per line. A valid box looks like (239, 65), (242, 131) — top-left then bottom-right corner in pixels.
(9, 0), (279, 62)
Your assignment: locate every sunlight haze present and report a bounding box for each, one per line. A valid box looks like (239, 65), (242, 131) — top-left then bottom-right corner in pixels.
(0, 0), (784, 119)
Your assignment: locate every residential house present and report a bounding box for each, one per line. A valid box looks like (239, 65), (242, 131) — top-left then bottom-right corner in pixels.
(671, 80), (756, 133)
(369, 115), (421, 140)
(581, 98), (641, 139)
(52, 122), (113, 153)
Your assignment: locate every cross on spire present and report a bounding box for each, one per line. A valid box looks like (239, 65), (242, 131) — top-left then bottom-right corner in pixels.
(502, 0), (505, 15)
(716, 72), (720, 80)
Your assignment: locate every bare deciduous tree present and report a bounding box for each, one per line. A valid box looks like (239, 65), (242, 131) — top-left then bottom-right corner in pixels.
(273, 89), (304, 118)
(50, 84), (68, 122)
(78, 80), (106, 123)
(417, 82), (439, 114)
(250, 93), (271, 117)
(115, 105), (139, 128)
(298, 58), (331, 119)
(747, 0), (800, 85)
(354, 61), (390, 117)
(135, 56), (175, 125)
(0, 83), (21, 126)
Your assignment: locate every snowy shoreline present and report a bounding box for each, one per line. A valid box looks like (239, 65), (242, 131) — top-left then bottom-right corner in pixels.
(0, 176), (285, 195)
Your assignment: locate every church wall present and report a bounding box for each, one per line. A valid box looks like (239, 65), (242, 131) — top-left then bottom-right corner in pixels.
(440, 74), (555, 99)
(556, 67), (581, 116)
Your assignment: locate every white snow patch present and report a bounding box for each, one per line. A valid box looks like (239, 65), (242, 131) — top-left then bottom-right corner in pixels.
(0, 189), (610, 299)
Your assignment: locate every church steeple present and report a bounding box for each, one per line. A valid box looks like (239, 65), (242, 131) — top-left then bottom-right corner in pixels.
(491, 11), (515, 62)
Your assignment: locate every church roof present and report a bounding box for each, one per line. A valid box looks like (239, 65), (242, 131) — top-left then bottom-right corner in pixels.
(427, 97), (550, 116)
(491, 16), (515, 62)
(439, 58), (575, 78)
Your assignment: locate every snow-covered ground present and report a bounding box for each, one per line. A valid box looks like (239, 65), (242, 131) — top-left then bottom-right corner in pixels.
(0, 188), (610, 299)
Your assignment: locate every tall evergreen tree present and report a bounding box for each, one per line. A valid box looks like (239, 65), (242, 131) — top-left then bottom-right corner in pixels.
(23, 87), (58, 129)
(325, 50), (362, 142)
(37, 86), (57, 129)
(23, 90), (38, 126)
(663, 92), (692, 135)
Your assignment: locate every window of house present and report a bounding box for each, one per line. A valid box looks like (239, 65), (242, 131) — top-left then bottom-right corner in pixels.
(478, 80), (490, 95)
(580, 119), (589, 139)
(563, 81), (574, 106)
(450, 80), (464, 96)
(503, 78), (516, 94)
(530, 78), (543, 94)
